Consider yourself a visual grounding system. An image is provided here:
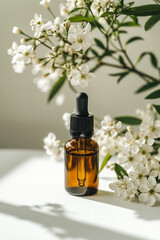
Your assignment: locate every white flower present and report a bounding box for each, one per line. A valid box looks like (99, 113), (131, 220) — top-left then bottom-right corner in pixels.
(68, 23), (91, 52)
(33, 68), (60, 93)
(138, 144), (153, 161)
(40, 0), (51, 8)
(118, 150), (142, 169)
(69, 64), (95, 88)
(109, 176), (136, 200)
(43, 133), (63, 159)
(8, 43), (35, 71)
(12, 45), (34, 64)
(63, 112), (70, 130)
(129, 163), (150, 186)
(139, 176), (160, 206)
(101, 115), (121, 138)
(60, 3), (71, 17)
(30, 14), (43, 38)
(136, 105), (154, 122)
(12, 26), (21, 34)
(140, 119), (160, 145)
(124, 131), (141, 155)
(8, 42), (18, 56)
(13, 62), (25, 73)
(91, 0), (117, 17)
(55, 93), (65, 106)
(52, 17), (66, 36)
(59, 0), (86, 17)
(149, 155), (160, 179)
(33, 77), (52, 92)
(30, 14), (53, 38)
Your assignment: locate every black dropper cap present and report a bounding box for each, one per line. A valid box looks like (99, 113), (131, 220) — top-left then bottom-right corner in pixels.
(70, 92), (94, 138)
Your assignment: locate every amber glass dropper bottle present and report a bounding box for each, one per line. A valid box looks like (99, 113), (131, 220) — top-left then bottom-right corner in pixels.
(64, 92), (99, 196)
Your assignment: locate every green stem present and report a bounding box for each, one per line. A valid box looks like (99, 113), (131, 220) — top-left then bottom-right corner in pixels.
(118, 36), (134, 69)
(117, 35), (159, 83)
(48, 7), (56, 18)
(86, 2), (106, 36)
(21, 32), (52, 50)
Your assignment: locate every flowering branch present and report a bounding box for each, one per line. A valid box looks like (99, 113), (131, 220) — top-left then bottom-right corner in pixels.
(8, 0), (160, 206)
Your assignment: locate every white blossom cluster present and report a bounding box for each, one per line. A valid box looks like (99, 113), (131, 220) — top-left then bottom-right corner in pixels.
(8, 42), (35, 73)
(108, 106), (160, 206)
(94, 115), (123, 159)
(43, 133), (64, 160)
(60, 0), (86, 18)
(59, 0), (118, 18)
(91, 0), (118, 17)
(8, 2), (94, 91)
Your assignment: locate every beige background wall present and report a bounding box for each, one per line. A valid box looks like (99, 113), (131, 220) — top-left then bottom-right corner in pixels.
(0, 0), (159, 149)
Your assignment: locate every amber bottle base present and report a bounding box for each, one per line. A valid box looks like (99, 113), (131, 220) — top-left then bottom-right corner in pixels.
(65, 187), (98, 196)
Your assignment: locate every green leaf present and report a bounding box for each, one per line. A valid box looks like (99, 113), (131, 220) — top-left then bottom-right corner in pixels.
(125, 2), (135, 8)
(145, 89), (160, 99)
(135, 82), (159, 94)
(114, 116), (142, 125)
(99, 153), (111, 173)
(126, 36), (143, 45)
(145, 15), (160, 31)
(100, 12), (114, 17)
(119, 21), (140, 27)
(110, 71), (129, 83)
(117, 72), (129, 83)
(120, 0), (124, 8)
(130, 15), (139, 24)
(119, 55), (126, 66)
(69, 7), (86, 14)
(69, 15), (93, 22)
(48, 73), (66, 102)
(119, 30), (128, 34)
(153, 104), (160, 114)
(94, 38), (105, 49)
(91, 49), (99, 57)
(137, 52), (158, 68)
(115, 163), (128, 179)
(122, 5), (160, 16)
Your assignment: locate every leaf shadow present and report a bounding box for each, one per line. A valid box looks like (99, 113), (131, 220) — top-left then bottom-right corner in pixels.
(0, 201), (143, 240)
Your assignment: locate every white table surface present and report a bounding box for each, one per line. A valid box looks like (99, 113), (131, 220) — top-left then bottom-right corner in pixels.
(0, 149), (160, 240)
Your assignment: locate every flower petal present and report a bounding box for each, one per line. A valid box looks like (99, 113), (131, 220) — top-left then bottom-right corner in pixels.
(154, 193), (160, 201)
(155, 183), (160, 193)
(72, 42), (82, 51)
(139, 184), (149, 193)
(68, 34), (77, 43)
(70, 78), (79, 86)
(79, 64), (89, 75)
(147, 176), (156, 188)
(139, 193), (149, 202)
(86, 72), (95, 81)
(83, 22), (91, 33)
(71, 69), (80, 78)
(147, 195), (156, 206)
(79, 80), (88, 88)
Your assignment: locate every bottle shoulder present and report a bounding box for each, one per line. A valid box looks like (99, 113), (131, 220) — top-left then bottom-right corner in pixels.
(65, 138), (99, 153)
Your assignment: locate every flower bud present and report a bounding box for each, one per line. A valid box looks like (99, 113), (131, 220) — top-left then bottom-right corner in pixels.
(64, 20), (71, 28)
(20, 38), (27, 44)
(12, 26), (21, 34)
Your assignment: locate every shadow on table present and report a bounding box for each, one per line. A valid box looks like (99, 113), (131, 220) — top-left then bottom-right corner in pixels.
(0, 201), (143, 240)
(85, 190), (160, 221)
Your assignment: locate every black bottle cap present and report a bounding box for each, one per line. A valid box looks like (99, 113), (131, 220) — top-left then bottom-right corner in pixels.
(70, 92), (94, 138)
